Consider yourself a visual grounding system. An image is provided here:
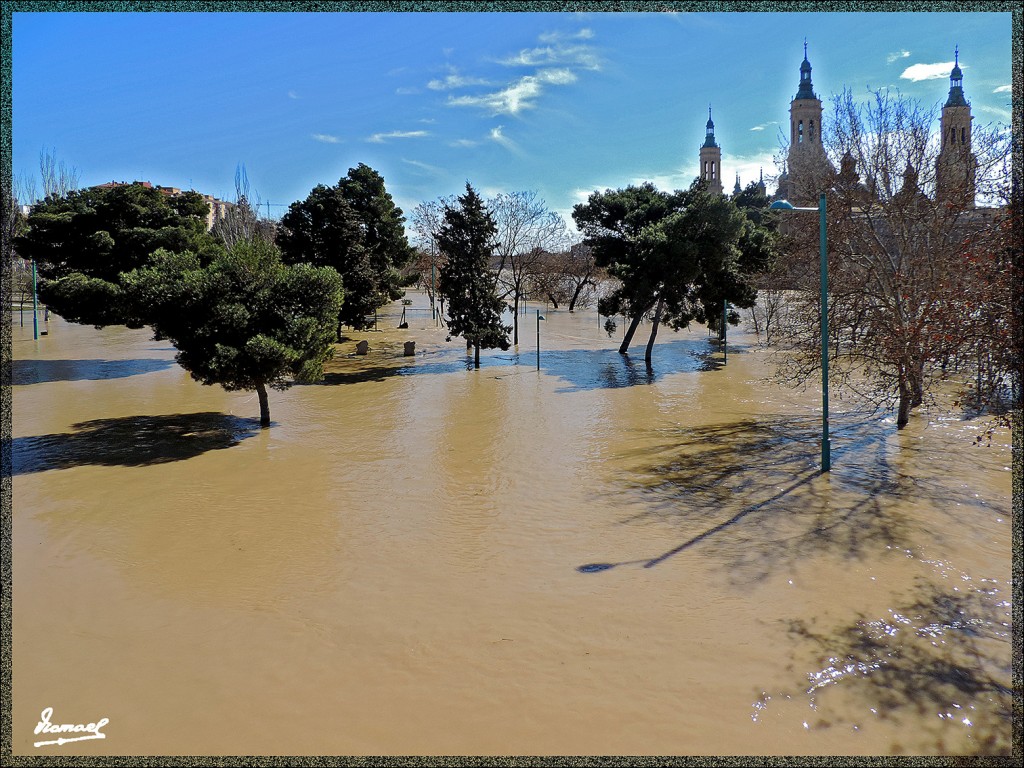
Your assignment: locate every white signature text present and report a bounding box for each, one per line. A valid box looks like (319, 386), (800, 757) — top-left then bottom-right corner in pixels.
(33, 707), (109, 747)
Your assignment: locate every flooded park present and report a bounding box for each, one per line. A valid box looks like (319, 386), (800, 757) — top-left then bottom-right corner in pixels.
(9, 290), (1014, 756)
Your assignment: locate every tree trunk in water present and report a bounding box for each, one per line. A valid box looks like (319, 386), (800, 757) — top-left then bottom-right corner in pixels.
(513, 295), (519, 345)
(567, 280), (590, 313)
(618, 313), (644, 354)
(644, 294), (665, 367)
(910, 358), (925, 408)
(546, 293), (559, 309)
(896, 373), (912, 430)
(474, 343), (481, 369)
(256, 381), (271, 428)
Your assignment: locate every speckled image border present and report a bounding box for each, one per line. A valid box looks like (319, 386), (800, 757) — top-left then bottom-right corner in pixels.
(0, 1), (1020, 766)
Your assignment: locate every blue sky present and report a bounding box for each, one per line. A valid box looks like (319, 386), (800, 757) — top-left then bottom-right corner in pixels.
(11, 9), (1014, 233)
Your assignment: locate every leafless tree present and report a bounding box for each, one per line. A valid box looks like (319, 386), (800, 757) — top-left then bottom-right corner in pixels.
(409, 198), (451, 314)
(528, 243), (604, 311)
(488, 190), (571, 344)
(212, 164), (274, 249)
(773, 87), (1013, 429)
(38, 148), (79, 200)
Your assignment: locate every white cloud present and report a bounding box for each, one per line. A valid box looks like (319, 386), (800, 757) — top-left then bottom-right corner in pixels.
(450, 138), (480, 148)
(978, 104), (1011, 121)
(538, 28), (594, 43)
(749, 121), (778, 132)
(993, 84), (1011, 93)
(427, 73), (492, 91)
(489, 125), (522, 155)
(396, 87), (419, 95)
(886, 50), (911, 64)
(403, 159), (445, 175)
(312, 133), (342, 144)
(900, 62), (956, 82)
(287, 90), (300, 100)
(367, 130), (429, 143)
(499, 43), (601, 71)
(447, 69), (577, 116)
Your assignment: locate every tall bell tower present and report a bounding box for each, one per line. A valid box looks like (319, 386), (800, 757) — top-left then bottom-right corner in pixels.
(700, 106), (723, 195)
(935, 47), (976, 207)
(784, 41), (829, 204)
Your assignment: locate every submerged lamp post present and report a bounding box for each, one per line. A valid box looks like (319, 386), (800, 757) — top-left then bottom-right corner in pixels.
(31, 259), (39, 340)
(770, 193), (830, 472)
(536, 311), (544, 374)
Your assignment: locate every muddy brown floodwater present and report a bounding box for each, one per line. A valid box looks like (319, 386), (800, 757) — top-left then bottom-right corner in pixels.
(9, 291), (1013, 756)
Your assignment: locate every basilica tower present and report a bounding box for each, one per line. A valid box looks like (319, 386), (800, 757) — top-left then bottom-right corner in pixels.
(935, 47), (976, 207)
(783, 42), (831, 204)
(699, 106), (723, 195)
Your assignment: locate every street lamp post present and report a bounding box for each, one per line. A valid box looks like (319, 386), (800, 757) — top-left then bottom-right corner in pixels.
(770, 193), (830, 472)
(31, 259), (39, 341)
(536, 309), (545, 371)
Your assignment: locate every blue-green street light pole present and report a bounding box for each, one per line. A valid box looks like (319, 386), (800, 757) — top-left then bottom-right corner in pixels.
(770, 193), (830, 472)
(536, 309), (545, 370)
(31, 259), (39, 340)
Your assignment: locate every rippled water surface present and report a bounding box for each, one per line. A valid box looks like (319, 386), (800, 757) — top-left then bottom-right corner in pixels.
(10, 294), (1013, 756)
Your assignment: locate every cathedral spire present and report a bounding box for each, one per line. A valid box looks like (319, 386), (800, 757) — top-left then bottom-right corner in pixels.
(703, 104), (718, 148)
(796, 40), (816, 100)
(945, 45), (967, 107)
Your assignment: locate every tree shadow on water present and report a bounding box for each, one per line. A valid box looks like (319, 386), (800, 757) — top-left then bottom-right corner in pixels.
(12, 358), (176, 385)
(577, 414), (993, 583)
(542, 336), (736, 392)
(11, 413), (262, 474)
(772, 582), (1013, 754)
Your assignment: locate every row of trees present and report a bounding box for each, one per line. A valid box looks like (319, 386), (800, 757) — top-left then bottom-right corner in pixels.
(411, 190), (602, 347)
(11, 163), (411, 426)
(11, 82), (1017, 433)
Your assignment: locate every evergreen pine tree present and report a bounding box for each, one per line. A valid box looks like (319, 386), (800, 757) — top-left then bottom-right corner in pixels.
(436, 184), (510, 368)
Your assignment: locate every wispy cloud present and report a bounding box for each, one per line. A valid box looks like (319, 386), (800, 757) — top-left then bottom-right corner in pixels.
(427, 72), (492, 91)
(900, 62), (955, 81)
(450, 138), (480, 148)
(538, 28), (594, 44)
(367, 130), (429, 143)
(749, 121), (778, 132)
(488, 125), (522, 155)
(396, 87), (419, 95)
(978, 104), (1011, 121)
(448, 69), (577, 115)
(886, 50), (911, 64)
(993, 84), (1011, 93)
(498, 44), (601, 71)
(312, 133), (342, 144)
(288, 90), (301, 100)
(403, 159), (445, 175)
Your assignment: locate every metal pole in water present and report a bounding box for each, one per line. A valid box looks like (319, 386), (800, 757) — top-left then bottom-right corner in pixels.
(819, 193), (831, 472)
(32, 260), (39, 340)
(536, 309), (541, 371)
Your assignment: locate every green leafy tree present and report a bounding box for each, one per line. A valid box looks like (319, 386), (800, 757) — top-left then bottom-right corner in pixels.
(573, 183), (680, 355)
(122, 238), (343, 428)
(436, 183), (510, 369)
(574, 180), (773, 364)
(14, 183), (223, 327)
(277, 164), (412, 337)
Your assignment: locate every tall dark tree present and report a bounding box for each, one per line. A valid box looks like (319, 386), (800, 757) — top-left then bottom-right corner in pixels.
(574, 180), (773, 364)
(277, 164), (412, 338)
(436, 184), (510, 369)
(572, 183), (680, 355)
(122, 238), (343, 427)
(14, 183), (223, 327)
